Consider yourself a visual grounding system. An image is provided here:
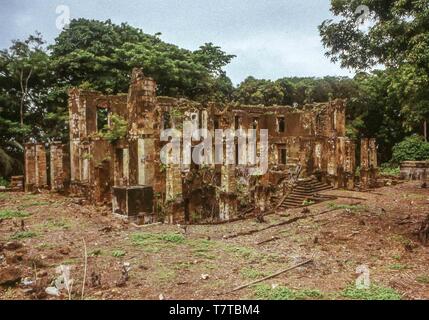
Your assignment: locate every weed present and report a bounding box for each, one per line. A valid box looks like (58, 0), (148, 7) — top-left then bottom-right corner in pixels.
(254, 284), (323, 300)
(0, 210), (30, 219)
(155, 266), (176, 283)
(10, 231), (37, 240)
(131, 232), (185, 253)
(112, 250), (126, 258)
(240, 267), (269, 280)
(342, 284), (401, 300)
(389, 263), (408, 271)
(224, 245), (255, 258)
(416, 275), (429, 284)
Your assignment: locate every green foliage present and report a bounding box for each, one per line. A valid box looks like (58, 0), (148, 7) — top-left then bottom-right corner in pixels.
(389, 263), (408, 271)
(0, 210), (30, 219)
(391, 135), (429, 164)
(342, 284), (401, 300)
(379, 164), (400, 177)
(0, 176), (9, 187)
(112, 250), (126, 258)
(240, 268), (269, 280)
(10, 231), (37, 240)
(302, 199), (315, 206)
(254, 284), (323, 300)
(416, 275), (429, 284)
(131, 232), (185, 246)
(320, 1), (429, 136)
(99, 114), (128, 143)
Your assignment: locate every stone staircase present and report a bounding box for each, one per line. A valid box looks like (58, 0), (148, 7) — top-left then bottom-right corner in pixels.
(273, 177), (333, 210)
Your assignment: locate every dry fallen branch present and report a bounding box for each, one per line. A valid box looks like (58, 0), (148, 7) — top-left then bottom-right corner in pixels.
(256, 236), (280, 245)
(223, 206), (344, 239)
(229, 259), (313, 293)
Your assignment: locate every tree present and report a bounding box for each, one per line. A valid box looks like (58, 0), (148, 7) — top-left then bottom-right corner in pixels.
(50, 19), (235, 100)
(319, 0), (429, 138)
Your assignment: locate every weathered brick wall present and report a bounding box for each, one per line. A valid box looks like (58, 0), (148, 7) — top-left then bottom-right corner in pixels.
(50, 143), (70, 191)
(24, 143), (47, 192)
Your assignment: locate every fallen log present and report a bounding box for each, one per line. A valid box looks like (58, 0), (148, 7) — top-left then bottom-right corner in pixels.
(229, 259), (313, 293)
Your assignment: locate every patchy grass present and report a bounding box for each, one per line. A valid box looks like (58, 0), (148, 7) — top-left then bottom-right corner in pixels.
(40, 218), (73, 231)
(240, 267), (269, 280)
(302, 199), (315, 206)
(342, 284), (401, 300)
(391, 234), (413, 246)
(188, 239), (218, 260)
(416, 275), (429, 284)
(389, 263), (408, 271)
(224, 245), (255, 258)
(112, 250), (126, 258)
(131, 232), (185, 253)
(154, 265), (176, 283)
(379, 165), (400, 177)
(10, 231), (38, 240)
(36, 242), (55, 250)
(18, 201), (50, 209)
(173, 261), (193, 270)
(254, 285), (323, 300)
(0, 210), (30, 219)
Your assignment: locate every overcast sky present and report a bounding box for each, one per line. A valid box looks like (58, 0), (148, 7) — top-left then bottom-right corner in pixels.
(0, 0), (353, 84)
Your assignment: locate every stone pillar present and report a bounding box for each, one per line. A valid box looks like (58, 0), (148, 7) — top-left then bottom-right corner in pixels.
(360, 138), (378, 189)
(50, 143), (70, 192)
(24, 143), (47, 192)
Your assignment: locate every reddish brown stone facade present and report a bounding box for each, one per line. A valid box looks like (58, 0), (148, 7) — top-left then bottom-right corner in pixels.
(24, 143), (48, 192)
(23, 68), (379, 224)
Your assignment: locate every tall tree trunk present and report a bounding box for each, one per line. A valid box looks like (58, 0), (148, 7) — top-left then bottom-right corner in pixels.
(19, 68), (33, 127)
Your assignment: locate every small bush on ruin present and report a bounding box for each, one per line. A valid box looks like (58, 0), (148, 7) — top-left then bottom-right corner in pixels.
(99, 114), (128, 143)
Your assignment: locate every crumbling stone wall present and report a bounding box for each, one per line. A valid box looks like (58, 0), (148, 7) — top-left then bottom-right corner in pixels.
(360, 138), (378, 189)
(50, 143), (70, 192)
(61, 68), (366, 224)
(400, 161), (428, 181)
(24, 143), (47, 192)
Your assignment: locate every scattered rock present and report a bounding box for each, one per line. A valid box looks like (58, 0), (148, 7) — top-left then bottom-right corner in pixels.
(0, 266), (22, 286)
(201, 274), (209, 280)
(45, 286), (60, 296)
(159, 293), (165, 300)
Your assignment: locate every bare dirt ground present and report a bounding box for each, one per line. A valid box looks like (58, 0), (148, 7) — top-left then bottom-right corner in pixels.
(0, 181), (428, 300)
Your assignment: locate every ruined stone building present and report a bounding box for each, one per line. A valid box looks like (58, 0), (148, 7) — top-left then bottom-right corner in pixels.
(24, 68), (378, 224)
